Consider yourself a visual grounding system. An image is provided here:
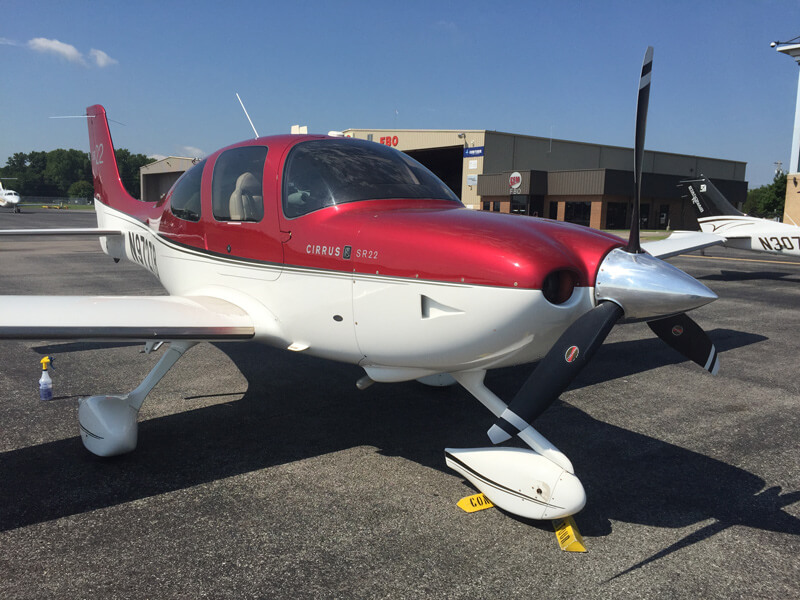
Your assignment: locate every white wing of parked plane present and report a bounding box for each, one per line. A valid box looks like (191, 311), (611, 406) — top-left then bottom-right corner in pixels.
(641, 230), (725, 259)
(0, 295), (254, 340)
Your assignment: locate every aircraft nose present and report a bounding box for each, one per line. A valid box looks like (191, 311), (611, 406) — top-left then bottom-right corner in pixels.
(594, 248), (717, 321)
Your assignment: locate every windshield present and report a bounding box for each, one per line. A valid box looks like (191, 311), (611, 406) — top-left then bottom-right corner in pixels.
(283, 138), (461, 218)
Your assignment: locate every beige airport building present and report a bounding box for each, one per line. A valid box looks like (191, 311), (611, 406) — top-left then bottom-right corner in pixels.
(141, 129), (749, 231)
(783, 173), (800, 225)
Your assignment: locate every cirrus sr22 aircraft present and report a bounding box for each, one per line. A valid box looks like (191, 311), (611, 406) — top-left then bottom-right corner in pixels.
(0, 48), (722, 524)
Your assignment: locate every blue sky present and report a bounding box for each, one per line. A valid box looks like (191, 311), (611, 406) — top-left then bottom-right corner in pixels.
(3, 0), (800, 187)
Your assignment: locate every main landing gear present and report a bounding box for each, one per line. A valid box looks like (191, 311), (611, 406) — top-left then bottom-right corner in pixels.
(78, 341), (196, 457)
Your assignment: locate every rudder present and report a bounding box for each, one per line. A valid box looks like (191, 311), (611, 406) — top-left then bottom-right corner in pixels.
(679, 175), (743, 218)
(86, 105), (140, 211)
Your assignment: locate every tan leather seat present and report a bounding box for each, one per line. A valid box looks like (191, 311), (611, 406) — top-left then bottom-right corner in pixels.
(229, 172), (262, 221)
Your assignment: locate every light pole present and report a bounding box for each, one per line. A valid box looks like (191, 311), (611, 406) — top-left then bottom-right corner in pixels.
(773, 38), (800, 172)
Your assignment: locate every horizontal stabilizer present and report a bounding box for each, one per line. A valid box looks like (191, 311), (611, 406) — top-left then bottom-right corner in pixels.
(0, 295), (254, 341)
(0, 228), (122, 236)
(642, 230), (725, 259)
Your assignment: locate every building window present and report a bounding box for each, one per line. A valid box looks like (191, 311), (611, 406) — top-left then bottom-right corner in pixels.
(482, 201), (490, 211)
(658, 204), (670, 229)
(606, 202), (627, 229)
(510, 195), (529, 215)
(564, 201), (591, 227)
(639, 203), (650, 229)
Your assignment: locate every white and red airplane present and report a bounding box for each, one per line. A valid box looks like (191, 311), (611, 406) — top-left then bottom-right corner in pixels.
(681, 175), (800, 257)
(0, 48), (721, 522)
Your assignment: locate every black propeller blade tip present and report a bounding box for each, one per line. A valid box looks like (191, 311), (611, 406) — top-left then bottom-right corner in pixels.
(627, 46), (653, 254)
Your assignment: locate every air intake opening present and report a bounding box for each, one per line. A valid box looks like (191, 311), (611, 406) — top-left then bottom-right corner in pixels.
(542, 270), (578, 305)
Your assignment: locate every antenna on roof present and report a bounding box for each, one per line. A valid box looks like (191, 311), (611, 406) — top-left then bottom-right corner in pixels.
(236, 93), (259, 139)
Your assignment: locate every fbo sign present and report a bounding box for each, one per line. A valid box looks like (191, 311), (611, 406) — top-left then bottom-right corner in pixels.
(509, 171), (522, 189)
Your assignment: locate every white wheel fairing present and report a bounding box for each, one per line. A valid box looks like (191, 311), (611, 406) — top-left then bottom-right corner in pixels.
(445, 447), (586, 520)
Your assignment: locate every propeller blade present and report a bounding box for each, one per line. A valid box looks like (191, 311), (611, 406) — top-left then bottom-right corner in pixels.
(626, 46), (653, 254)
(488, 301), (624, 444)
(647, 313), (720, 375)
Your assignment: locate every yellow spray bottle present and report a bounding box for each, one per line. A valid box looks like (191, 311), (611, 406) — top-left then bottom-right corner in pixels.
(39, 356), (53, 401)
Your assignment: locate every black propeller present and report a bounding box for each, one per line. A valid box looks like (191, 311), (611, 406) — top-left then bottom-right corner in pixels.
(488, 301), (623, 444)
(647, 313), (720, 374)
(487, 47), (719, 446)
(626, 46), (652, 254)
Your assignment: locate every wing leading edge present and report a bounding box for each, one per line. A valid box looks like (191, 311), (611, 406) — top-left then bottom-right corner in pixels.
(0, 228), (123, 236)
(0, 295), (254, 341)
(642, 230), (725, 260)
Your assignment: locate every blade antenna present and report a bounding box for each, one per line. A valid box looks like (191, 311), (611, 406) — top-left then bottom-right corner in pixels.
(236, 93), (259, 139)
(627, 46), (653, 254)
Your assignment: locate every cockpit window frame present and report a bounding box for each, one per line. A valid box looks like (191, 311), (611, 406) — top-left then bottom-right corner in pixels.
(282, 138), (462, 219)
(168, 158), (206, 222)
(211, 145), (268, 223)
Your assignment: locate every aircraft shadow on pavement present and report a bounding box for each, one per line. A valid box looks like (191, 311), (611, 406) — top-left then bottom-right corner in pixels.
(570, 327), (767, 387)
(1, 330), (794, 568)
(699, 269), (800, 283)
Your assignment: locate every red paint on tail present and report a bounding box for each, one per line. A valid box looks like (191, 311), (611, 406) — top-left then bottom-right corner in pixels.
(86, 105), (153, 221)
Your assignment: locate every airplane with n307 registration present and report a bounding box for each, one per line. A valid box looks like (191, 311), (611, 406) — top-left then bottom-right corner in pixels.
(681, 175), (800, 257)
(0, 47), (723, 524)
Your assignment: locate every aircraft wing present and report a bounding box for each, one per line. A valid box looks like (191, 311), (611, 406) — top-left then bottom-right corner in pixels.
(0, 228), (122, 236)
(642, 231), (725, 259)
(0, 295), (254, 340)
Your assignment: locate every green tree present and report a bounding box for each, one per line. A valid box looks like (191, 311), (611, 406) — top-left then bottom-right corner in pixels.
(744, 172), (787, 218)
(6, 152), (28, 171)
(2, 147), (153, 199)
(44, 149), (92, 196)
(67, 180), (95, 201)
(115, 149), (155, 199)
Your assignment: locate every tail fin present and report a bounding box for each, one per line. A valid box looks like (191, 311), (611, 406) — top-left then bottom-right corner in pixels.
(86, 105), (144, 215)
(679, 175), (744, 218)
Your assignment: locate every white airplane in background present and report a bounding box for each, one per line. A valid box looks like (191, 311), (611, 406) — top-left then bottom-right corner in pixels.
(681, 175), (800, 257)
(0, 180), (21, 213)
(0, 48), (722, 526)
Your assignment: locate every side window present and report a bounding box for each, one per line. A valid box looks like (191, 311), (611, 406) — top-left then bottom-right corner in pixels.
(212, 146), (268, 221)
(283, 144), (335, 218)
(169, 159), (205, 222)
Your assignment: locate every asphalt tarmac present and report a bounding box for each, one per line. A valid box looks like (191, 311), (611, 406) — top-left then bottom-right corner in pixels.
(1, 209), (798, 599)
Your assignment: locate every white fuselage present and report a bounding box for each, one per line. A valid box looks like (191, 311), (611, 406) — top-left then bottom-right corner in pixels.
(698, 215), (800, 257)
(95, 202), (595, 382)
(0, 190), (20, 208)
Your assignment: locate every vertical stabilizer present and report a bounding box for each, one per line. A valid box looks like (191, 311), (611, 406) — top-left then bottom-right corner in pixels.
(679, 176), (744, 218)
(86, 105), (143, 214)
